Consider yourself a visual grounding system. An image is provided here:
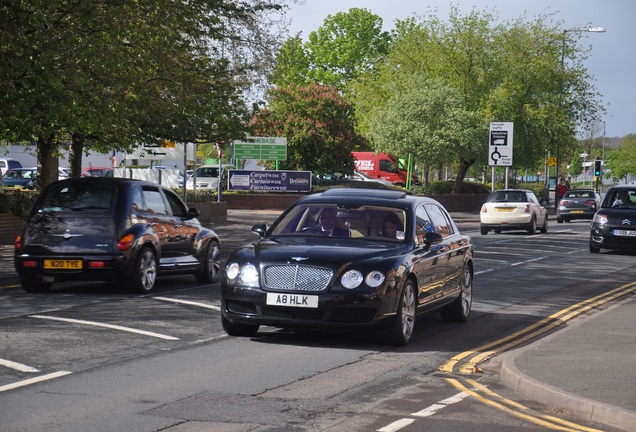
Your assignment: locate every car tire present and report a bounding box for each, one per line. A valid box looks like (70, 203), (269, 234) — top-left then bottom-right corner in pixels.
(589, 245), (601, 253)
(128, 247), (157, 293)
(494, 229), (502, 234)
(195, 240), (221, 283)
(222, 315), (259, 337)
(387, 279), (416, 346)
(540, 217), (548, 233)
(527, 217), (537, 235)
(557, 217), (563, 223)
(480, 226), (488, 235)
(440, 265), (472, 322)
(19, 274), (52, 293)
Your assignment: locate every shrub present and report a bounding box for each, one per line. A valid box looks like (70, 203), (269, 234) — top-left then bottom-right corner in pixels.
(0, 189), (39, 219)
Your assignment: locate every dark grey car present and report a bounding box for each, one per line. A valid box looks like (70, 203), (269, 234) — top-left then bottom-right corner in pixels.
(14, 177), (221, 292)
(590, 185), (636, 253)
(556, 189), (601, 223)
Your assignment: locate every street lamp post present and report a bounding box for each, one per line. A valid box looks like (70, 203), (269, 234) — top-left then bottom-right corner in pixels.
(555, 26), (605, 210)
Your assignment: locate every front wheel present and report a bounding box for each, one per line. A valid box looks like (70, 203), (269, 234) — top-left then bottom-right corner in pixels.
(589, 245), (601, 253)
(195, 240), (221, 283)
(128, 247), (157, 293)
(540, 217), (548, 233)
(440, 265), (473, 322)
(527, 217), (537, 235)
(387, 280), (416, 346)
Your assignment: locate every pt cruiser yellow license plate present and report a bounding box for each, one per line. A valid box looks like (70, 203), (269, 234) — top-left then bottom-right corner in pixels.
(266, 293), (318, 308)
(44, 259), (83, 270)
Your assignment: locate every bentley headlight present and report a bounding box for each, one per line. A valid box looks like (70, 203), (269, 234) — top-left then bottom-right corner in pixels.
(226, 262), (239, 280)
(225, 262), (259, 285)
(341, 270), (364, 289)
(239, 264), (259, 284)
(365, 271), (386, 288)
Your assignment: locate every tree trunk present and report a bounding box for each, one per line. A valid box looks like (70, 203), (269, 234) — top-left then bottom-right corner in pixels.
(453, 159), (473, 194)
(69, 133), (84, 178)
(37, 134), (59, 189)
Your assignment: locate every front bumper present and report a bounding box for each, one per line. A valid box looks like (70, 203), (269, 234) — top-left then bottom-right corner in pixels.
(221, 283), (396, 330)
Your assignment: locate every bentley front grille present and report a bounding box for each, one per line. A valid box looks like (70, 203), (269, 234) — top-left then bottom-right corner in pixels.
(263, 265), (332, 292)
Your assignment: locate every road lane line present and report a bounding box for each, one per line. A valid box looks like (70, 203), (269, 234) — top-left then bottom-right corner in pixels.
(376, 418), (415, 432)
(153, 296), (221, 311)
(29, 315), (180, 340)
(411, 392), (469, 417)
(0, 358), (40, 373)
(0, 371), (73, 393)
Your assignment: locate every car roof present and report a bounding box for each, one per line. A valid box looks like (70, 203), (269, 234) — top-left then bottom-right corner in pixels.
(296, 188), (441, 210)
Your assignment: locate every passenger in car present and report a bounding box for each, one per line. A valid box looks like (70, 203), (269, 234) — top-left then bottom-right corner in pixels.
(381, 213), (403, 238)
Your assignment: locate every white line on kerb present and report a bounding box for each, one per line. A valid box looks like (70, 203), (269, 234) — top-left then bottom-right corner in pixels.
(153, 296), (221, 311)
(0, 371), (72, 393)
(0, 358), (40, 373)
(29, 315), (180, 340)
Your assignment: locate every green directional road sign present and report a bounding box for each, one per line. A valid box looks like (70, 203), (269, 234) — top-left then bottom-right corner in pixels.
(233, 136), (287, 161)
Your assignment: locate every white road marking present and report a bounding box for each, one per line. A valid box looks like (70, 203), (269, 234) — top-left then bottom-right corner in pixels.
(154, 296), (221, 311)
(29, 315), (180, 340)
(412, 392), (470, 417)
(375, 392), (470, 431)
(0, 371), (72, 393)
(0, 358), (39, 373)
(511, 257), (545, 266)
(376, 418), (415, 432)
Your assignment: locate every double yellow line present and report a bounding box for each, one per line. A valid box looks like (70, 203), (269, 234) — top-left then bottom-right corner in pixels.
(440, 281), (636, 374)
(439, 282), (636, 431)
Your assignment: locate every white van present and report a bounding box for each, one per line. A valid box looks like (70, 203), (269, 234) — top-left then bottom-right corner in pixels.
(0, 158), (23, 176)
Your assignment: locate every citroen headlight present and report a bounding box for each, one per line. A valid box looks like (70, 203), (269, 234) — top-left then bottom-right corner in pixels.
(365, 271), (386, 288)
(593, 213), (608, 224)
(341, 270), (364, 289)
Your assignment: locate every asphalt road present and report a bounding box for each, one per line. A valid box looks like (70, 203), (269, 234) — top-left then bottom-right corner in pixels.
(0, 212), (633, 432)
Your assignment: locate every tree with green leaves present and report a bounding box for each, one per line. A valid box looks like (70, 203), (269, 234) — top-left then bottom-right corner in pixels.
(607, 134), (636, 181)
(349, 7), (605, 192)
(1, 0), (287, 188)
(251, 83), (360, 175)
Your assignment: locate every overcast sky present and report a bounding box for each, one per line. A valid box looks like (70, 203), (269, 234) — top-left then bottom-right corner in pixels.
(285, 0), (634, 139)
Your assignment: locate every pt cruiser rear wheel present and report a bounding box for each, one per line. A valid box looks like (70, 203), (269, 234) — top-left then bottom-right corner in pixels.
(128, 247), (157, 293)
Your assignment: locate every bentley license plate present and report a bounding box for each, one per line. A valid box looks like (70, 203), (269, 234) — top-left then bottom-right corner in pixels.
(44, 259), (83, 269)
(612, 229), (636, 237)
(266, 293), (318, 308)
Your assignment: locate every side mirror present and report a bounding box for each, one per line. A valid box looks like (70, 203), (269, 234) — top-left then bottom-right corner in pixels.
(252, 223), (267, 238)
(424, 232), (443, 246)
(187, 207), (200, 219)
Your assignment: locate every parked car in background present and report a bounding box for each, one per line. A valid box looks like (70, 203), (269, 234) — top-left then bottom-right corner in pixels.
(82, 167), (112, 177)
(14, 178), (221, 293)
(556, 189), (601, 223)
(348, 170), (395, 186)
(2, 167), (38, 189)
(0, 158), (23, 176)
(589, 185), (636, 253)
(221, 188), (474, 346)
(480, 189), (548, 235)
(185, 164), (234, 190)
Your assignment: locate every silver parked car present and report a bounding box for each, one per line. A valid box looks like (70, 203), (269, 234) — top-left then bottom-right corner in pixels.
(556, 189), (601, 223)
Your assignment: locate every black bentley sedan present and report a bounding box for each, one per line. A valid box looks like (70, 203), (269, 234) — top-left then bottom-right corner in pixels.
(220, 188), (474, 346)
(590, 185), (636, 253)
(14, 177), (221, 293)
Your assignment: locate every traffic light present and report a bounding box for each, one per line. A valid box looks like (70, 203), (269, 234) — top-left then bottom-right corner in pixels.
(594, 160), (602, 177)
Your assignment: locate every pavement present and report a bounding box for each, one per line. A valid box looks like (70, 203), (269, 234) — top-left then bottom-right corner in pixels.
(1, 209), (635, 432)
